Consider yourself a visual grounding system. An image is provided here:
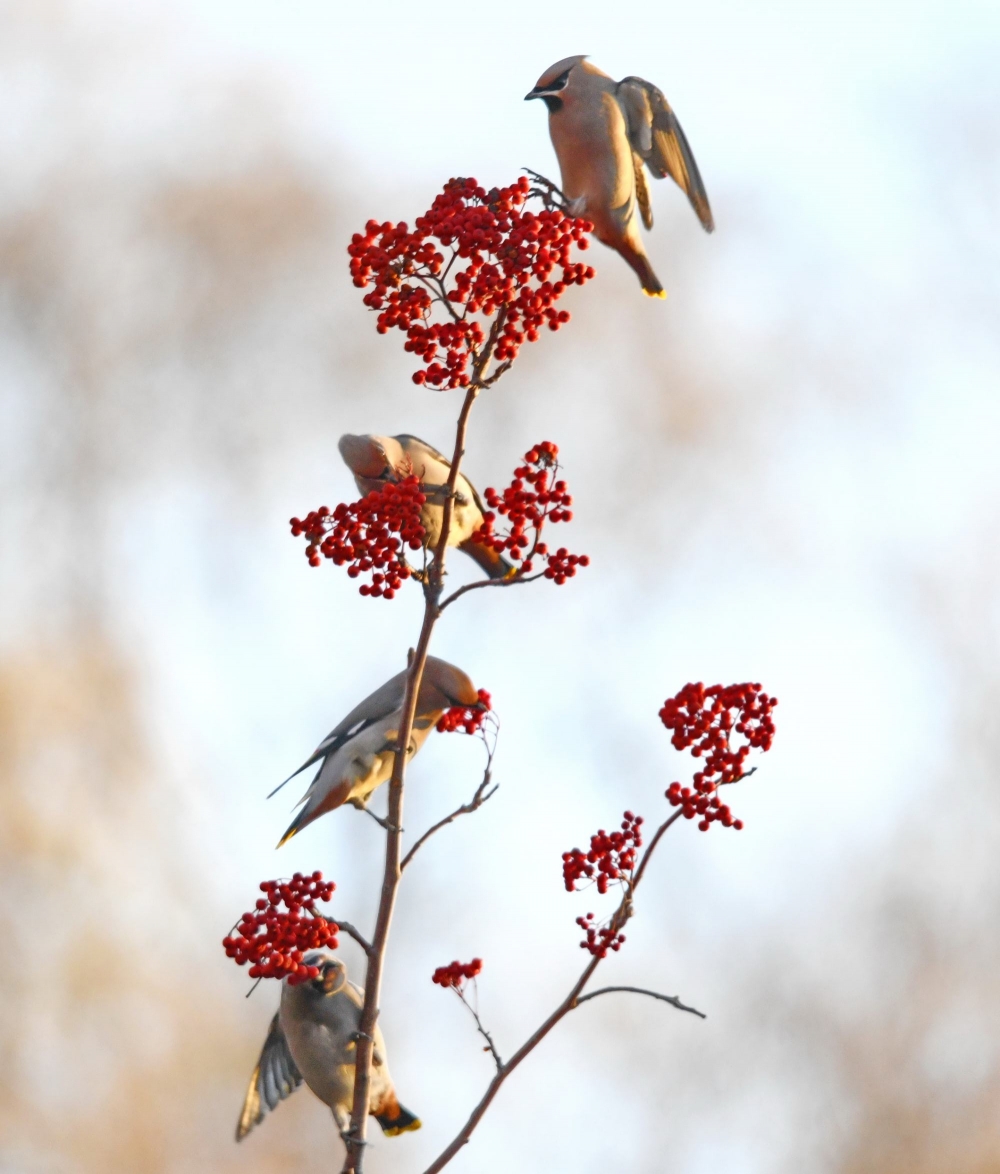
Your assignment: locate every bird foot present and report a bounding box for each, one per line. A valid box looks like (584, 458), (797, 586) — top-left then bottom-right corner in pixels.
(363, 808), (403, 833)
(523, 168), (570, 212)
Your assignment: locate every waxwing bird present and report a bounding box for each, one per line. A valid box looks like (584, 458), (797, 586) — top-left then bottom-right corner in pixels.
(525, 55), (713, 297)
(237, 952), (420, 1142)
(338, 432), (513, 580)
(272, 655), (480, 846)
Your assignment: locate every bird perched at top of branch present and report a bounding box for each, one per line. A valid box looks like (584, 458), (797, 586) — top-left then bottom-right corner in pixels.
(236, 951), (420, 1143)
(338, 432), (513, 580)
(272, 655), (482, 847)
(525, 55), (713, 298)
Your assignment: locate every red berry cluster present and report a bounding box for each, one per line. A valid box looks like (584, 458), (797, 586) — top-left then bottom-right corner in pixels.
(471, 441), (589, 584)
(562, 811), (644, 894)
(437, 688), (492, 735)
(222, 872), (338, 985)
(289, 477), (426, 600)
(432, 958), (483, 989)
(576, 913), (626, 959)
(660, 682), (778, 831)
(348, 177), (595, 388)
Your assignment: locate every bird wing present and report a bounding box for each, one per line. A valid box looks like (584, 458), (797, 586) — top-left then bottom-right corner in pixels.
(395, 433), (487, 506)
(632, 150), (654, 230)
(236, 1013), (303, 1141)
(394, 434), (467, 506)
(394, 433), (451, 470)
(268, 672), (408, 799)
(397, 436), (513, 574)
(616, 77), (714, 232)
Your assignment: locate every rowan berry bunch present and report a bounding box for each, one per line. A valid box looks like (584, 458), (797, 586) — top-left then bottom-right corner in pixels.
(222, 872), (338, 985)
(562, 811), (644, 894)
(660, 682), (778, 831)
(436, 688), (493, 735)
(289, 477), (426, 600)
(432, 958), (483, 990)
(471, 441), (589, 584)
(576, 913), (626, 959)
(348, 177), (595, 388)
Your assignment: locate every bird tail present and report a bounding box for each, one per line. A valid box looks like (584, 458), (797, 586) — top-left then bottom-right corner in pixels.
(621, 245), (666, 299)
(374, 1097), (422, 1137)
(276, 778), (353, 847)
(458, 536), (516, 581)
(275, 814), (302, 849)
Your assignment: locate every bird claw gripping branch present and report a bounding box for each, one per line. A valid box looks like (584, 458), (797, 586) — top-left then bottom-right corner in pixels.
(470, 441), (589, 584)
(521, 168), (572, 214)
(347, 177), (595, 389)
(223, 872), (338, 985)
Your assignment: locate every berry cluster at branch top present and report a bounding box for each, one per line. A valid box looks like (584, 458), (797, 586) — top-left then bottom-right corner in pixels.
(432, 958), (483, 989)
(562, 811), (644, 893)
(576, 913), (626, 958)
(660, 682), (778, 831)
(437, 688), (492, 735)
(471, 441), (589, 584)
(348, 177), (595, 388)
(222, 872), (338, 985)
(290, 477), (426, 600)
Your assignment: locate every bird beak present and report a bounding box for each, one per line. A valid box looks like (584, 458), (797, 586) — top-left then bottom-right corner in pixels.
(473, 699), (488, 711)
(524, 90), (541, 101)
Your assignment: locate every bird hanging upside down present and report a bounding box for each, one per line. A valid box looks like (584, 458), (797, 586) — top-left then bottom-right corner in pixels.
(338, 432), (513, 580)
(236, 952), (420, 1143)
(525, 55), (714, 297)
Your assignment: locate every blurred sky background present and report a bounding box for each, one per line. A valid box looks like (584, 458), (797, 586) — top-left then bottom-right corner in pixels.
(2, 1), (999, 1171)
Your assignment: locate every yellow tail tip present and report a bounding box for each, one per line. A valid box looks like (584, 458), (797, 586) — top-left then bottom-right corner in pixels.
(382, 1117), (422, 1137)
(276, 827), (296, 849)
(643, 288), (668, 299)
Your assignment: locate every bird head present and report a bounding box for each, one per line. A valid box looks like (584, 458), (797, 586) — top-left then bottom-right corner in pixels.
(525, 55), (589, 112)
(338, 433), (392, 480)
(424, 655), (480, 709)
(301, 951), (348, 996)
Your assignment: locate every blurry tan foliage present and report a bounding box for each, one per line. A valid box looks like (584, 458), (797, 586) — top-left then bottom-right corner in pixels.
(1, 4), (999, 1174)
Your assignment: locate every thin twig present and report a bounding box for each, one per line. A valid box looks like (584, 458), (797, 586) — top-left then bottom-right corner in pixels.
(335, 921), (373, 956)
(439, 572), (531, 611)
(342, 316), (503, 1173)
(420, 791), (696, 1174)
(456, 986), (504, 1072)
(573, 985), (705, 1019)
(401, 737), (498, 871)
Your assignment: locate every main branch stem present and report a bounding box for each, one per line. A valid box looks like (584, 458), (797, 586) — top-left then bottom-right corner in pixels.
(341, 327), (500, 1172)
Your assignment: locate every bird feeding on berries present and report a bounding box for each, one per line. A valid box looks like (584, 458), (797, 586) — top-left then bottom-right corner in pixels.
(525, 55), (713, 297)
(338, 433), (514, 580)
(271, 655), (482, 846)
(236, 952), (420, 1143)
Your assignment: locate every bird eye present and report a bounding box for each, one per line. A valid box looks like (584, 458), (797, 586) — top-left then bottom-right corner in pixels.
(530, 68), (571, 97)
